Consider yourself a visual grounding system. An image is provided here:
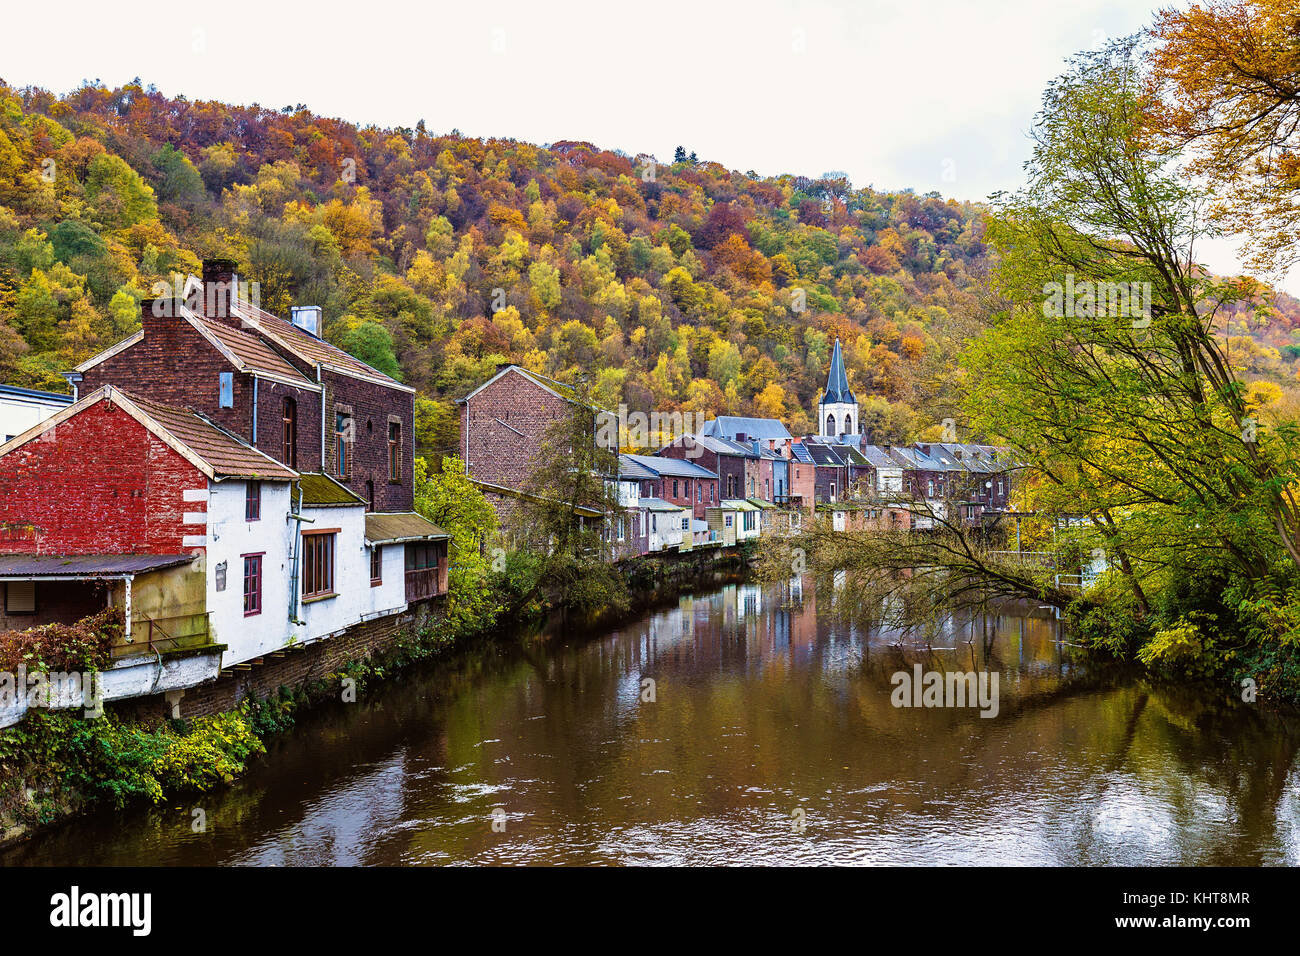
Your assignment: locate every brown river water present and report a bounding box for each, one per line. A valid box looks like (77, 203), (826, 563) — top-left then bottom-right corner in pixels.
(5, 573), (1299, 866)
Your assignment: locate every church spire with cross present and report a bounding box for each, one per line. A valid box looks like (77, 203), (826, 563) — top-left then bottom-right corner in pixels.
(816, 338), (859, 437)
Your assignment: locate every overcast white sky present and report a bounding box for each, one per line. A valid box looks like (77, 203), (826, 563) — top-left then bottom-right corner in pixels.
(2, 0), (1284, 289)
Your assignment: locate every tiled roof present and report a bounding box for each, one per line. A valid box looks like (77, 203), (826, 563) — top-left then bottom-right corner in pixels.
(232, 299), (412, 392)
(0, 554), (193, 577)
(297, 472), (366, 506)
(191, 314), (315, 386)
(123, 391), (298, 480)
(364, 512), (448, 544)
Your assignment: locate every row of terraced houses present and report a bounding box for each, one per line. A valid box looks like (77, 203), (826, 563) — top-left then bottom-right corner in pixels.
(0, 269), (1020, 725)
(459, 339), (1022, 558)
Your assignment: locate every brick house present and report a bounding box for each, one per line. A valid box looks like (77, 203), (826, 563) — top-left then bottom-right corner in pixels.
(0, 385), (447, 725)
(458, 364), (604, 528)
(74, 259), (415, 515)
(657, 433), (756, 503)
(620, 453), (719, 521)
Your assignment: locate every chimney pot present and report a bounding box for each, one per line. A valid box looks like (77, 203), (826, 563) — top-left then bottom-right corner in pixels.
(201, 257), (240, 319)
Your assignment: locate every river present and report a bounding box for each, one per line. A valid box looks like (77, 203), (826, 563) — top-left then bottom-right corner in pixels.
(5, 573), (1299, 866)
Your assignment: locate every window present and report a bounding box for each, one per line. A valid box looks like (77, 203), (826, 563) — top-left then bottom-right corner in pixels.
(282, 398), (297, 467)
(405, 542), (441, 572)
(4, 581), (35, 614)
(997, 479), (1004, 495)
(928, 480), (935, 497)
(219, 371), (233, 408)
(336, 411), (352, 478)
(725, 514), (733, 527)
(388, 421), (402, 482)
(672, 479), (679, 497)
(245, 481), (260, 521)
(303, 531), (337, 599)
(370, 545), (383, 586)
(681, 516), (689, 530)
(366, 480), (375, 512)
(242, 554), (263, 616)
(697, 483), (702, 502)
(684, 479), (691, 498)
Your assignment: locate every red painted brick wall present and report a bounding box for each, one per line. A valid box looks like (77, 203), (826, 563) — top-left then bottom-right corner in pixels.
(0, 399), (204, 555)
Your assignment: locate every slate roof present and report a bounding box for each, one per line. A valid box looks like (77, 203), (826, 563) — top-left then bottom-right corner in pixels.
(859, 445), (902, 469)
(618, 455), (660, 480)
(838, 446), (872, 467)
(364, 512), (448, 544)
(805, 443), (847, 466)
(678, 433), (757, 458)
(297, 472), (366, 506)
(623, 453), (717, 479)
(700, 416), (793, 442)
(0, 554), (193, 577)
(821, 339), (855, 405)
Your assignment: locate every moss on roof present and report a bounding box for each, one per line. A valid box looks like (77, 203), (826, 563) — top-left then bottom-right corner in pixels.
(297, 472), (366, 506)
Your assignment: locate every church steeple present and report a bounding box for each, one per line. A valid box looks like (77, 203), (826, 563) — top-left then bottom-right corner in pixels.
(823, 338), (854, 405)
(816, 338), (859, 437)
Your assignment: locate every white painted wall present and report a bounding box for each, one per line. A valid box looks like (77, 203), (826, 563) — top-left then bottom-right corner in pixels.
(203, 479), (295, 664)
(0, 391), (71, 443)
(202, 483), (410, 667)
(292, 502), (408, 647)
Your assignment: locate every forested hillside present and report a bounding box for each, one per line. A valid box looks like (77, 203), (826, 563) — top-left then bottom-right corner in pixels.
(1, 79), (1297, 455)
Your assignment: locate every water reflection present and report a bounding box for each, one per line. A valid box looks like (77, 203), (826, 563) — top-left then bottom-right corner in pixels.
(5, 575), (1298, 866)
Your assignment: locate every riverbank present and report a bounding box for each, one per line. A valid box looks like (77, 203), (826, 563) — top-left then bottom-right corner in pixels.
(0, 544), (756, 849)
(6, 573), (1297, 866)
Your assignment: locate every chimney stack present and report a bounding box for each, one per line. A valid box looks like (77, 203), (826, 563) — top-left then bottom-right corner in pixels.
(201, 257), (240, 320)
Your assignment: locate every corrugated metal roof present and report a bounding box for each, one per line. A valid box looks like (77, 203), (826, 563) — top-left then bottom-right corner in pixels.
(638, 497), (684, 512)
(0, 553), (192, 577)
(297, 472), (365, 506)
(364, 512), (449, 544)
(0, 384), (73, 403)
(125, 392), (297, 480)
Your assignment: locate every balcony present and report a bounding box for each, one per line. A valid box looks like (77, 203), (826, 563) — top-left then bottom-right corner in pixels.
(404, 566), (446, 603)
